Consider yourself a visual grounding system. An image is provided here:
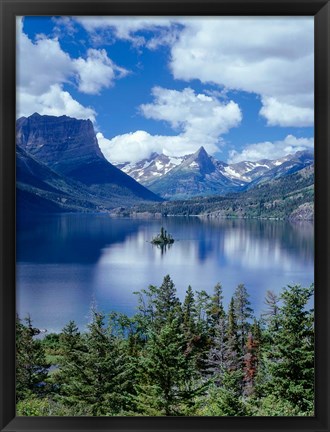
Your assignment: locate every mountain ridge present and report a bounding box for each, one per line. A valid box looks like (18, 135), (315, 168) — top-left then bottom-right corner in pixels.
(116, 146), (313, 200)
(16, 113), (162, 210)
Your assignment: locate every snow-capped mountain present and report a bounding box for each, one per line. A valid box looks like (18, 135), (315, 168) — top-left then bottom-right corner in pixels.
(121, 147), (248, 199)
(216, 157), (288, 183)
(117, 153), (188, 184)
(115, 147), (314, 199)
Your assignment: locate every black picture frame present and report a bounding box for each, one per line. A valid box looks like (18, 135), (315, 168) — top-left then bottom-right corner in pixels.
(1, 0), (329, 431)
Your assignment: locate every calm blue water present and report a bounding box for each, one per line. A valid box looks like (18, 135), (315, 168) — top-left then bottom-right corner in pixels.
(16, 214), (314, 333)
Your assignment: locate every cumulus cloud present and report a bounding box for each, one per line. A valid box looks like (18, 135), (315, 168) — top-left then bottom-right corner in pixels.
(169, 17), (314, 127)
(73, 48), (128, 94)
(259, 97), (314, 127)
(228, 135), (314, 163)
(17, 19), (73, 95)
(18, 84), (97, 122)
(97, 131), (191, 164)
(74, 16), (314, 128)
(16, 17), (127, 120)
(97, 87), (242, 163)
(141, 87), (241, 141)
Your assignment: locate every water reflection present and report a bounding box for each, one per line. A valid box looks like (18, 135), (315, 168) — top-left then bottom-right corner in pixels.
(16, 214), (314, 332)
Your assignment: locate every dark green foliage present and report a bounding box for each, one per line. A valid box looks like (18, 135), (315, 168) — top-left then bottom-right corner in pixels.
(201, 370), (246, 416)
(233, 284), (254, 357)
(55, 314), (132, 415)
(263, 284), (314, 413)
(135, 317), (200, 415)
(182, 285), (198, 339)
(151, 227), (174, 245)
(16, 315), (50, 402)
(16, 279), (314, 417)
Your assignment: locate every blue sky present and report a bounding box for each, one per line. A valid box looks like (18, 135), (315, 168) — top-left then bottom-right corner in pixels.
(17, 16), (314, 164)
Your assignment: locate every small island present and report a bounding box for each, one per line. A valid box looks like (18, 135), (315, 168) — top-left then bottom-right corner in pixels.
(151, 227), (175, 245)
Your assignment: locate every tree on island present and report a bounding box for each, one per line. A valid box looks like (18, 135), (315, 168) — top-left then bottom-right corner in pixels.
(151, 227), (174, 245)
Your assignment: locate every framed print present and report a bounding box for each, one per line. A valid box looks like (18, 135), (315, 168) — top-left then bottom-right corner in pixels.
(1, 0), (329, 431)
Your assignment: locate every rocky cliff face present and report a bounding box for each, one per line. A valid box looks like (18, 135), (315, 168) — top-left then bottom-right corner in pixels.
(16, 113), (104, 174)
(16, 113), (161, 206)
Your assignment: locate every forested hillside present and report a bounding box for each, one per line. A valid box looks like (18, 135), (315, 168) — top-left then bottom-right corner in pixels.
(127, 165), (314, 220)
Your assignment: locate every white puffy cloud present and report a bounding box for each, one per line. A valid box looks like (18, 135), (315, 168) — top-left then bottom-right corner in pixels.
(169, 17), (314, 127)
(97, 87), (242, 163)
(17, 19), (74, 95)
(97, 131), (187, 163)
(73, 48), (128, 94)
(228, 135), (314, 163)
(16, 17), (127, 120)
(259, 97), (314, 127)
(18, 84), (96, 122)
(141, 87), (242, 142)
(75, 16), (314, 127)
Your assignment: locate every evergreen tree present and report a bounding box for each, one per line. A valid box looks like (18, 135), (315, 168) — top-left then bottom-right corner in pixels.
(208, 283), (225, 324)
(16, 315), (50, 402)
(182, 286), (197, 336)
(225, 297), (240, 371)
(195, 290), (211, 334)
(57, 313), (131, 415)
(201, 370), (246, 416)
(154, 275), (181, 327)
(135, 316), (201, 416)
(265, 284), (314, 413)
(233, 284), (254, 357)
(182, 285), (199, 353)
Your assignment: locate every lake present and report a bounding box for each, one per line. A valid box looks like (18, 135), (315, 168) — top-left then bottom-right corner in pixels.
(16, 214), (314, 333)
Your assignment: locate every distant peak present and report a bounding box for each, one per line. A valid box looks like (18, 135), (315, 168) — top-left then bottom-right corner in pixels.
(195, 146), (207, 155)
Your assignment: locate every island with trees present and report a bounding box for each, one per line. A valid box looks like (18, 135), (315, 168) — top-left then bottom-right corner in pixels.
(151, 227), (175, 246)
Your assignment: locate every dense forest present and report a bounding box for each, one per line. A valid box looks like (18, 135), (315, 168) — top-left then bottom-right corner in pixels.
(16, 276), (314, 417)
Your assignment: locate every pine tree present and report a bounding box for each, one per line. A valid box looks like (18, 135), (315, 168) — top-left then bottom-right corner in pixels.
(225, 297), (240, 371)
(135, 316), (201, 416)
(154, 275), (181, 327)
(132, 276), (203, 415)
(195, 290), (211, 334)
(233, 284), (254, 357)
(16, 315), (50, 402)
(182, 285), (200, 354)
(208, 283), (225, 325)
(201, 369), (246, 416)
(57, 313), (131, 415)
(182, 286), (197, 335)
(265, 284), (314, 413)
(56, 320), (90, 414)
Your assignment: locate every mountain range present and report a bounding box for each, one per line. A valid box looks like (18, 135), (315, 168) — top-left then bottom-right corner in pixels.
(16, 113), (161, 214)
(16, 113), (314, 219)
(117, 146), (314, 200)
